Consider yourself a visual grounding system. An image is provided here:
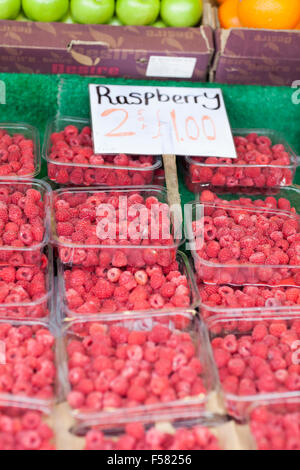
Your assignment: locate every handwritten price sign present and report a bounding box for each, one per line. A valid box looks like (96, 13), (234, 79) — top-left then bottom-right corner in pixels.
(89, 84), (237, 158)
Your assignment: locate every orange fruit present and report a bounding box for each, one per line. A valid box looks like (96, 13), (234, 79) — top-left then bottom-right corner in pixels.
(218, 0), (241, 28)
(238, 0), (300, 30)
(295, 21), (300, 29)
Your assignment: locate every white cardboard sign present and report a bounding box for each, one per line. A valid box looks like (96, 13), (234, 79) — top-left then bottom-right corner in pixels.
(89, 84), (237, 158)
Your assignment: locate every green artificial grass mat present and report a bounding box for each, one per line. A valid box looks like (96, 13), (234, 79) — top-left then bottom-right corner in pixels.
(0, 73), (299, 208)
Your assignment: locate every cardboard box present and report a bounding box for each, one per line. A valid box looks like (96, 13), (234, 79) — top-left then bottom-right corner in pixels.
(0, 8), (214, 81)
(209, 1), (300, 86)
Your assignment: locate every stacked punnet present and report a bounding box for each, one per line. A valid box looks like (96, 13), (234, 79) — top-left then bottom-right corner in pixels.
(43, 117), (163, 187)
(183, 128), (299, 449)
(0, 124), (56, 450)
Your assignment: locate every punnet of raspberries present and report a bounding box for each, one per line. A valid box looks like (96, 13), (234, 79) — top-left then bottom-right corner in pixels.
(0, 408), (55, 450)
(0, 184), (47, 266)
(0, 129), (36, 178)
(0, 322), (56, 402)
(85, 422), (221, 450)
(63, 256), (192, 316)
(185, 132), (294, 193)
(198, 283), (300, 321)
(53, 189), (177, 268)
(209, 316), (300, 419)
(0, 257), (49, 320)
(199, 190), (296, 214)
(47, 124), (160, 186)
(250, 406), (300, 451)
(66, 317), (209, 414)
(191, 193), (300, 286)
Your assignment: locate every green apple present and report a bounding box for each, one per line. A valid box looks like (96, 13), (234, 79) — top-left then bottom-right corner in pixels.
(151, 19), (167, 27)
(0, 0), (21, 19)
(70, 0), (114, 24)
(108, 16), (122, 25)
(116, 0), (160, 26)
(161, 0), (202, 28)
(22, 0), (69, 22)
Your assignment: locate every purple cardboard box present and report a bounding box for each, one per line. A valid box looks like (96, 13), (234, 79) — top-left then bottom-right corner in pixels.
(0, 20), (214, 81)
(209, 2), (300, 86)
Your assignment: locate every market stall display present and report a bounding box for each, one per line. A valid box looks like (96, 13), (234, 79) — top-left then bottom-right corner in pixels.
(0, 69), (299, 451)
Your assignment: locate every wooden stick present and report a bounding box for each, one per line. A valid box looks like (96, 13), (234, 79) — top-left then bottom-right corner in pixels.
(163, 155), (182, 236)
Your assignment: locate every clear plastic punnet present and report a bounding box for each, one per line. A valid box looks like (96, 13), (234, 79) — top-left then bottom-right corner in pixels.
(51, 185), (183, 268)
(182, 129), (297, 194)
(186, 199), (300, 286)
(207, 312), (300, 421)
(82, 411), (228, 450)
(0, 318), (56, 414)
(57, 251), (199, 321)
(0, 123), (41, 179)
(0, 246), (54, 322)
(0, 179), (52, 266)
(43, 116), (162, 187)
(197, 282), (300, 323)
(0, 403), (55, 450)
(248, 396), (300, 450)
(61, 311), (219, 424)
(195, 185), (300, 215)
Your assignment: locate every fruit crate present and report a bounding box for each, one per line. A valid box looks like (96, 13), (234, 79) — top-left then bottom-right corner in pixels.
(207, 0), (300, 86)
(0, 1), (214, 81)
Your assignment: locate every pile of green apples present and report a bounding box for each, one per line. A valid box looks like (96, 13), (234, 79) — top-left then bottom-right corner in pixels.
(0, 0), (203, 27)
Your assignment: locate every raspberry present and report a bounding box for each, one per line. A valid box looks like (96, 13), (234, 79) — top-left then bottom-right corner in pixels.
(134, 270), (148, 286)
(252, 324), (268, 341)
(93, 279), (114, 299)
(56, 221), (73, 237)
(250, 342), (268, 359)
(128, 331), (147, 345)
(112, 251), (127, 268)
(223, 335), (237, 353)
(269, 322), (287, 337)
(206, 240), (220, 258)
(227, 358), (245, 377)
(150, 272), (165, 290)
(110, 326), (129, 344)
(213, 348), (230, 368)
